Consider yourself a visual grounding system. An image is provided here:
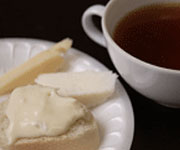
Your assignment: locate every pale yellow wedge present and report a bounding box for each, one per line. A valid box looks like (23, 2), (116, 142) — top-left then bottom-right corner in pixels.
(0, 38), (72, 95)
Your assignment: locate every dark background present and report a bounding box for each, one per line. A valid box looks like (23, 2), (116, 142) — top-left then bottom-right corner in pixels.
(1, 0), (180, 149)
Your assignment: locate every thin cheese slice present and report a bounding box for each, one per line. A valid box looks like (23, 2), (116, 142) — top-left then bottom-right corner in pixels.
(35, 71), (117, 108)
(0, 38), (72, 95)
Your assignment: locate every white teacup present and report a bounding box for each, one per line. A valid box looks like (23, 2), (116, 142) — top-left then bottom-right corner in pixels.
(82, 0), (180, 108)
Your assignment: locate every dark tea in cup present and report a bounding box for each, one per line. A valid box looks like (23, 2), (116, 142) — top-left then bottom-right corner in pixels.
(113, 3), (180, 70)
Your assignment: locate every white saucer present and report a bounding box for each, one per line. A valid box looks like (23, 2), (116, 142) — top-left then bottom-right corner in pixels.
(0, 38), (134, 150)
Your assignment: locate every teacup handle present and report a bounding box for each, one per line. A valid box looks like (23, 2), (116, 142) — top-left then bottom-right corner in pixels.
(82, 5), (106, 47)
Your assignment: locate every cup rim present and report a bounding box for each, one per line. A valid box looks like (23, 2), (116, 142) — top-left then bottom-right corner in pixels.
(102, 0), (180, 75)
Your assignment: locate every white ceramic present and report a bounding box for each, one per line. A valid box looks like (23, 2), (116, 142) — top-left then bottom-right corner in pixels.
(82, 0), (180, 108)
(0, 38), (134, 150)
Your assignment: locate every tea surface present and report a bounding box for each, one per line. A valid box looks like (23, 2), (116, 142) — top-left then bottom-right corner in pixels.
(113, 4), (180, 70)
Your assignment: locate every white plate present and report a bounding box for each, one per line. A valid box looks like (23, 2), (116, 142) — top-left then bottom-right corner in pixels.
(0, 38), (134, 150)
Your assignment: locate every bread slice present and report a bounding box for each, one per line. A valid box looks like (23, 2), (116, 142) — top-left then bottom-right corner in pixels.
(0, 99), (100, 150)
(35, 71), (117, 108)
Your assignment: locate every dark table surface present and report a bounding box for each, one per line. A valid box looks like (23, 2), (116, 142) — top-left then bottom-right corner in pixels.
(1, 0), (180, 150)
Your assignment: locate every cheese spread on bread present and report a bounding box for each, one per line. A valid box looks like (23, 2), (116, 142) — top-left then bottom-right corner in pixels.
(5, 85), (85, 144)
